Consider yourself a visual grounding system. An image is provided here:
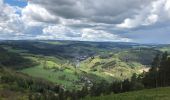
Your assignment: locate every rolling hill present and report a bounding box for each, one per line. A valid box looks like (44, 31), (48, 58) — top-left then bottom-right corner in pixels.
(0, 40), (163, 90)
(0, 40), (170, 99)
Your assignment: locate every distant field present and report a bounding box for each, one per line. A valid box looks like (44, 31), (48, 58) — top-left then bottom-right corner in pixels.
(20, 55), (110, 90)
(159, 47), (170, 53)
(80, 55), (144, 81)
(84, 87), (170, 100)
(20, 56), (82, 90)
(21, 54), (145, 90)
(40, 41), (65, 45)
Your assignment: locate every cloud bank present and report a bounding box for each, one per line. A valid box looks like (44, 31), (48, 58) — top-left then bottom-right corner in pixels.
(0, 0), (170, 43)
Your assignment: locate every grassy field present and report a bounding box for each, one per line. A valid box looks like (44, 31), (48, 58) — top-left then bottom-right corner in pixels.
(21, 54), (144, 88)
(80, 55), (143, 81)
(20, 52), (146, 90)
(84, 87), (170, 100)
(20, 55), (109, 90)
(20, 56), (82, 90)
(159, 47), (170, 53)
(0, 41), (160, 91)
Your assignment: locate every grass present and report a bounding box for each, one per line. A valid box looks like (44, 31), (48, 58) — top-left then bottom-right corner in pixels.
(0, 84), (29, 100)
(20, 55), (79, 89)
(84, 87), (170, 100)
(80, 55), (143, 82)
(19, 51), (147, 91)
(18, 46), (152, 90)
(21, 62), (80, 90)
(20, 55), (112, 90)
(20, 52), (145, 89)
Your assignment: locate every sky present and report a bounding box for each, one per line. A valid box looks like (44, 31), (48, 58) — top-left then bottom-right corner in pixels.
(0, 0), (170, 44)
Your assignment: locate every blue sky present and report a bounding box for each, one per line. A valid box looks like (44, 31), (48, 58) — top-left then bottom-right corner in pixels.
(4, 0), (27, 7)
(1, 0), (170, 44)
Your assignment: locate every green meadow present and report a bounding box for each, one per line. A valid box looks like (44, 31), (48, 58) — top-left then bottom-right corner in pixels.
(84, 87), (170, 100)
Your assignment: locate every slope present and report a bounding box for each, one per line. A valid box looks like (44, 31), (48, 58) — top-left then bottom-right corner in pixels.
(84, 87), (170, 100)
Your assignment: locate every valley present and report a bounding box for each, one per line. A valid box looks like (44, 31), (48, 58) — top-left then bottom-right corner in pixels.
(0, 40), (170, 99)
(0, 41), (165, 90)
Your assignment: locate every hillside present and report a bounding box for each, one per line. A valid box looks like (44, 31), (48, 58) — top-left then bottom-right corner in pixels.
(84, 87), (170, 100)
(80, 55), (143, 81)
(0, 47), (37, 69)
(0, 68), (63, 100)
(0, 41), (170, 100)
(0, 41), (162, 90)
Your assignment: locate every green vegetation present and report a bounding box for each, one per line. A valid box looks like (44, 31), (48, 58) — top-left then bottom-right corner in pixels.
(84, 87), (170, 100)
(0, 68), (61, 100)
(0, 41), (161, 90)
(80, 55), (143, 81)
(116, 48), (159, 65)
(21, 64), (81, 90)
(0, 40), (170, 100)
(143, 52), (170, 88)
(159, 47), (170, 53)
(0, 47), (37, 69)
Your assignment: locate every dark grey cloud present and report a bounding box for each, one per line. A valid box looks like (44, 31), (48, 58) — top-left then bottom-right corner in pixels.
(29, 0), (156, 24)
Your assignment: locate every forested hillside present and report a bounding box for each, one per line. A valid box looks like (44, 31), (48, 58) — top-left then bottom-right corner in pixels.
(0, 47), (37, 69)
(0, 41), (170, 100)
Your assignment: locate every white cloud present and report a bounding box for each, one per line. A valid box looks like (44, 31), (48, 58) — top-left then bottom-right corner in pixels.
(37, 25), (81, 40)
(28, 0), (156, 25)
(36, 25), (131, 42)
(116, 0), (170, 29)
(1, 0), (170, 43)
(0, 0), (24, 36)
(116, 18), (139, 29)
(81, 28), (131, 42)
(22, 3), (58, 26)
(143, 14), (158, 26)
(165, 0), (170, 11)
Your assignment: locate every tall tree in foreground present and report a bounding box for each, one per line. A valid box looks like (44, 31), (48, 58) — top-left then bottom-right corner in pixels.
(143, 52), (170, 88)
(143, 53), (160, 88)
(159, 52), (168, 86)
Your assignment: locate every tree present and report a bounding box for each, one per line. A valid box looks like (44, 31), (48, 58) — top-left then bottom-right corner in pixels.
(110, 81), (122, 93)
(122, 79), (131, 92)
(143, 52), (170, 88)
(130, 73), (144, 90)
(159, 52), (168, 86)
(151, 53), (160, 71)
(143, 53), (160, 88)
(90, 81), (110, 96)
(166, 58), (170, 86)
